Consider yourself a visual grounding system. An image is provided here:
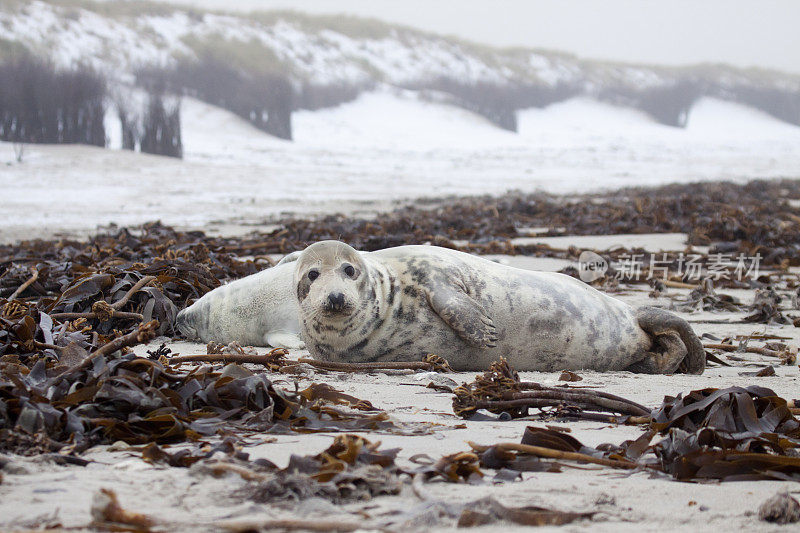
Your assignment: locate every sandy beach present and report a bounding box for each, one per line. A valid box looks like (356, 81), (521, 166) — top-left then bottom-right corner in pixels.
(2, 238), (799, 532)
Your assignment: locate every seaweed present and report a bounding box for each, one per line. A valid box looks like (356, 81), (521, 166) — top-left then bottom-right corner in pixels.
(0, 354), (423, 454)
(651, 385), (800, 481)
(239, 434), (404, 503)
(460, 359), (800, 483)
(452, 358), (650, 422)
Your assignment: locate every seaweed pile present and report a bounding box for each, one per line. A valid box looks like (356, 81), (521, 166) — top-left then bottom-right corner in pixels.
(651, 385), (800, 481)
(84, 433), (594, 531)
(0, 350), (414, 455)
(254, 178), (800, 264)
(456, 359), (800, 482)
(1, 222), (270, 367)
(7, 179), (795, 270)
(2, 179), (799, 365)
(452, 359), (651, 423)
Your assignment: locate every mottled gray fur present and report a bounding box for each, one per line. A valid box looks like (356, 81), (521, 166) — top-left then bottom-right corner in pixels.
(293, 241), (705, 373)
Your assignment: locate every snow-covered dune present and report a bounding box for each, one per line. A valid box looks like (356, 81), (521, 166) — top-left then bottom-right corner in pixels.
(3, 91), (800, 243)
(180, 91), (800, 185)
(292, 91), (522, 150)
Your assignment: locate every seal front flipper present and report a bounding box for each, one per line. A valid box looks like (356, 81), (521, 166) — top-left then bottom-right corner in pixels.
(265, 332), (305, 350)
(425, 282), (498, 348)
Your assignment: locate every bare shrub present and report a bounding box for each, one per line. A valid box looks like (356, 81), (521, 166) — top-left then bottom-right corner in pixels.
(140, 94), (182, 159)
(138, 57), (294, 140)
(0, 56), (106, 145)
(599, 80), (703, 127)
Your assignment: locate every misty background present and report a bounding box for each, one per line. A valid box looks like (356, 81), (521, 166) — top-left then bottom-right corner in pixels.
(1, 0), (799, 242)
(144, 0), (800, 73)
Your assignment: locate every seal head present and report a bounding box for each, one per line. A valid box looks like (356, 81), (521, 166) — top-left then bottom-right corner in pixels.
(294, 240), (369, 322)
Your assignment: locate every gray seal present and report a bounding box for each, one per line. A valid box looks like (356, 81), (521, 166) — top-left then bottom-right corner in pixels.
(293, 241), (705, 373)
(176, 260), (304, 349)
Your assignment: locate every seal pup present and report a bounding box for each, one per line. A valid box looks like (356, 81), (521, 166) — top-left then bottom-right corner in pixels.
(293, 240), (705, 373)
(176, 260), (303, 349)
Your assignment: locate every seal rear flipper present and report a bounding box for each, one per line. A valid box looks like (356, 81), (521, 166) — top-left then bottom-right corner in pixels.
(425, 284), (499, 348)
(625, 331), (687, 374)
(634, 306), (705, 374)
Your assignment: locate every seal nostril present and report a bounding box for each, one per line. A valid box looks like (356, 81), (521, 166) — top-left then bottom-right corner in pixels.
(327, 292), (345, 309)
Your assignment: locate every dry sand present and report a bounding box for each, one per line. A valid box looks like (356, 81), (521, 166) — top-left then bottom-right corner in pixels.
(2, 237), (799, 531)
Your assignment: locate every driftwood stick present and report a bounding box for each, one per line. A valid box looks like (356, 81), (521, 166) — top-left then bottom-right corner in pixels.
(297, 357), (441, 372)
(111, 275), (156, 310)
(474, 398), (574, 411)
(167, 349), (288, 366)
(704, 342), (787, 359)
(49, 276), (155, 323)
(735, 334), (792, 341)
(50, 311), (144, 321)
(468, 442), (639, 470)
(9, 268), (39, 300)
(90, 320), (159, 358)
(34, 341), (63, 352)
(704, 343), (737, 352)
(505, 390), (650, 416)
(517, 383), (651, 415)
(663, 280), (698, 290)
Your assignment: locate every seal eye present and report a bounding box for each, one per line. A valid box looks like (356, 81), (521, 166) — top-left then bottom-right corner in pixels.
(308, 270), (320, 282)
(344, 265), (356, 278)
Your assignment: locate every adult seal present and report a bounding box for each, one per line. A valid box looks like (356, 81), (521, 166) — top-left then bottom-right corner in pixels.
(176, 258), (304, 349)
(293, 241), (705, 373)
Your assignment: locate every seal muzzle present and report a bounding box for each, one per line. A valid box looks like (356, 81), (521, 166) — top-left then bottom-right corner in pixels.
(325, 292), (346, 312)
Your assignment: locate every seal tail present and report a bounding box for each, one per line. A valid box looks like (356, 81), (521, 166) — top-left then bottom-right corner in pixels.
(635, 306), (705, 374)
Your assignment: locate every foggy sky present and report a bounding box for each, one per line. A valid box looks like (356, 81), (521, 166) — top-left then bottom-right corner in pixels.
(141, 0), (800, 74)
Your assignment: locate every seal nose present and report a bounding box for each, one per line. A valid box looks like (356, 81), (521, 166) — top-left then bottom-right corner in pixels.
(175, 309), (196, 338)
(326, 292), (345, 311)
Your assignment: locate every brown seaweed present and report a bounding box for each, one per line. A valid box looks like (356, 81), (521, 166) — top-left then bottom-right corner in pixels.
(452, 358), (650, 420)
(650, 385), (800, 481)
(457, 359), (800, 483)
(456, 497), (595, 527)
(0, 354), (422, 454)
(236, 434), (404, 503)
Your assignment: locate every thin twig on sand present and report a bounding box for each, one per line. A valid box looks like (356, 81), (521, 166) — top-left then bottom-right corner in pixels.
(468, 442), (640, 470)
(704, 342), (794, 363)
(167, 348), (288, 366)
(9, 268), (39, 300)
(296, 354), (452, 373)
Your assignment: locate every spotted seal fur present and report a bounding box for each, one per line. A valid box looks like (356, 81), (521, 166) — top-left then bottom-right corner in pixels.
(293, 240), (705, 373)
